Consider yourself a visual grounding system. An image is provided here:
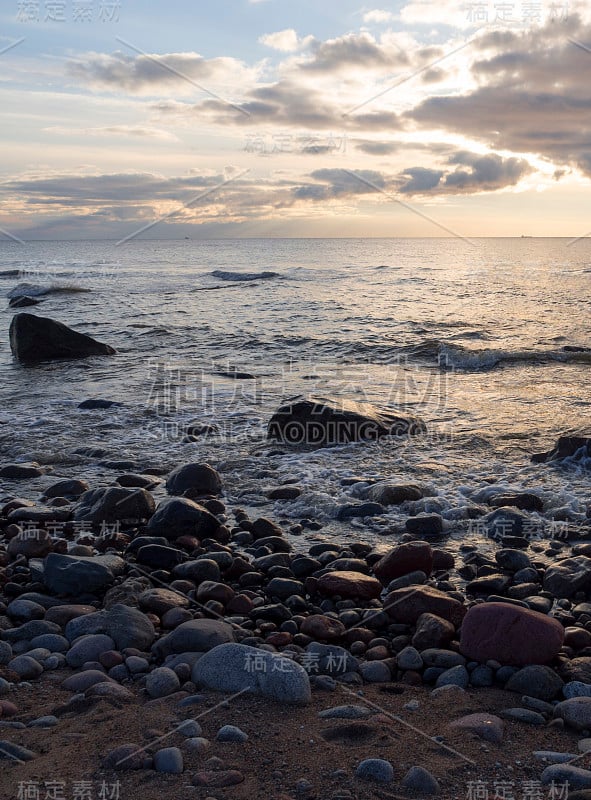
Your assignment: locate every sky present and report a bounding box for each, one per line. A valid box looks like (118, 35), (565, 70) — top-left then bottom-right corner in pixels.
(0, 0), (589, 239)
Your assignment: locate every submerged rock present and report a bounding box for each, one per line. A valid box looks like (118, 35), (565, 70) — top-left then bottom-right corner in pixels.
(267, 395), (426, 446)
(9, 313), (115, 363)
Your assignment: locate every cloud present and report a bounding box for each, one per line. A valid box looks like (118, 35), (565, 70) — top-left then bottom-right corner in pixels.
(301, 32), (410, 72)
(43, 125), (179, 141)
(67, 50), (259, 95)
(396, 151), (532, 194)
(363, 9), (396, 24)
(259, 29), (313, 52)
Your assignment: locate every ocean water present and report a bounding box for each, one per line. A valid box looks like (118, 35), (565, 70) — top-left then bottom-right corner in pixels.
(1, 237), (590, 550)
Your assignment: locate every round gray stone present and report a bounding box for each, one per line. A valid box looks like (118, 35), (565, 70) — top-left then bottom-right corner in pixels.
(355, 758), (394, 783)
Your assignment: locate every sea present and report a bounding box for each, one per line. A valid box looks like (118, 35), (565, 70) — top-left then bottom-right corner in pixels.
(1, 237), (590, 554)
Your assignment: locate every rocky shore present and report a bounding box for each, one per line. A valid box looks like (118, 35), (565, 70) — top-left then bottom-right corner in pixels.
(2, 453), (591, 800)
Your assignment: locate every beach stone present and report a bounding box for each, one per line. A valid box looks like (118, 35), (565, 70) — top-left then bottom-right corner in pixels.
(544, 557), (591, 598)
(7, 531), (53, 559)
(316, 571), (382, 600)
(157, 619), (234, 655)
(146, 667), (180, 698)
(470, 665), (494, 687)
(0, 740), (37, 761)
(196, 581), (235, 604)
(43, 553), (124, 595)
(7, 599), (45, 622)
(64, 605), (155, 651)
(367, 483), (423, 505)
(192, 643), (311, 705)
(216, 725), (248, 742)
(74, 487), (155, 524)
(373, 541), (433, 584)
(412, 613), (455, 650)
(193, 770), (245, 787)
(355, 758), (394, 783)
(386, 571), (427, 592)
(146, 498), (220, 540)
(564, 682), (591, 699)
(360, 661), (391, 682)
(0, 463), (44, 479)
(86, 682), (133, 702)
(541, 765), (591, 789)
(265, 577), (304, 599)
(154, 747), (183, 774)
(0, 679), (10, 696)
(561, 658), (591, 684)
(178, 720), (203, 737)
(61, 671), (113, 692)
(104, 744), (147, 771)
(126, 656), (148, 674)
(555, 697), (591, 730)
(405, 514), (444, 538)
(3, 620), (61, 644)
(485, 507), (530, 538)
(401, 766), (440, 795)
(459, 602), (564, 666)
(44, 479), (89, 499)
(268, 395), (426, 445)
(495, 549), (532, 572)
(66, 635), (115, 668)
(29, 634), (69, 653)
(435, 665), (469, 689)
(0, 700), (18, 716)
(10, 313), (115, 362)
(500, 708), (545, 725)
(421, 649), (466, 669)
(44, 604), (95, 627)
(505, 665), (564, 701)
(397, 646), (424, 671)
(8, 655), (43, 679)
(300, 615), (345, 641)
(384, 585), (465, 625)
(449, 713), (504, 743)
(139, 588), (190, 617)
(136, 544), (186, 571)
(28, 716), (58, 728)
(267, 486), (302, 500)
(166, 463), (222, 497)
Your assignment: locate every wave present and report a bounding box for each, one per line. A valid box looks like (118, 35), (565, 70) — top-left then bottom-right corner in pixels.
(210, 270), (280, 282)
(438, 343), (591, 371)
(0, 270), (23, 278)
(7, 282), (91, 299)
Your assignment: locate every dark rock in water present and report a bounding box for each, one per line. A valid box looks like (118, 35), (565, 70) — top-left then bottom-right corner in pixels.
(460, 602), (564, 666)
(9, 313), (116, 363)
(78, 399), (122, 410)
(485, 507), (531, 539)
(405, 514), (444, 538)
(73, 487), (155, 524)
(543, 556), (591, 599)
(43, 479), (89, 498)
(532, 435), (591, 463)
(367, 483), (423, 505)
(337, 502), (385, 520)
(267, 395), (426, 446)
(146, 498), (221, 540)
(166, 463), (222, 497)
(490, 492), (544, 512)
(43, 553), (124, 595)
(211, 269), (278, 282)
(213, 370), (255, 380)
(0, 463), (44, 479)
(9, 295), (40, 308)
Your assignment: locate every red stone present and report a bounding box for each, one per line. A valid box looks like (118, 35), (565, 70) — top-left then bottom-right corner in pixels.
(373, 541), (433, 584)
(384, 585), (466, 626)
(459, 602), (565, 666)
(300, 614), (345, 641)
(193, 770), (245, 788)
(0, 701), (18, 717)
(317, 571), (382, 599)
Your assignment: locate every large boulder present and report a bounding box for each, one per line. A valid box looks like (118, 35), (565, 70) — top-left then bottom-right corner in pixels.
(73, 487), (155, 524)
(9, 313), (115, 363)
(373, 541), (433, 584)
(192, 643), (311, 705)
(267, 395), (426, 446)
(543, 556), (591, 599)
(460, 602), (564, 666)
(43, 553), (125, 596)
(383, 585), (466, 626)
(64, 604), (155, 650)
(166, 463), (222, 497)
(146, 498), (220, 541)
